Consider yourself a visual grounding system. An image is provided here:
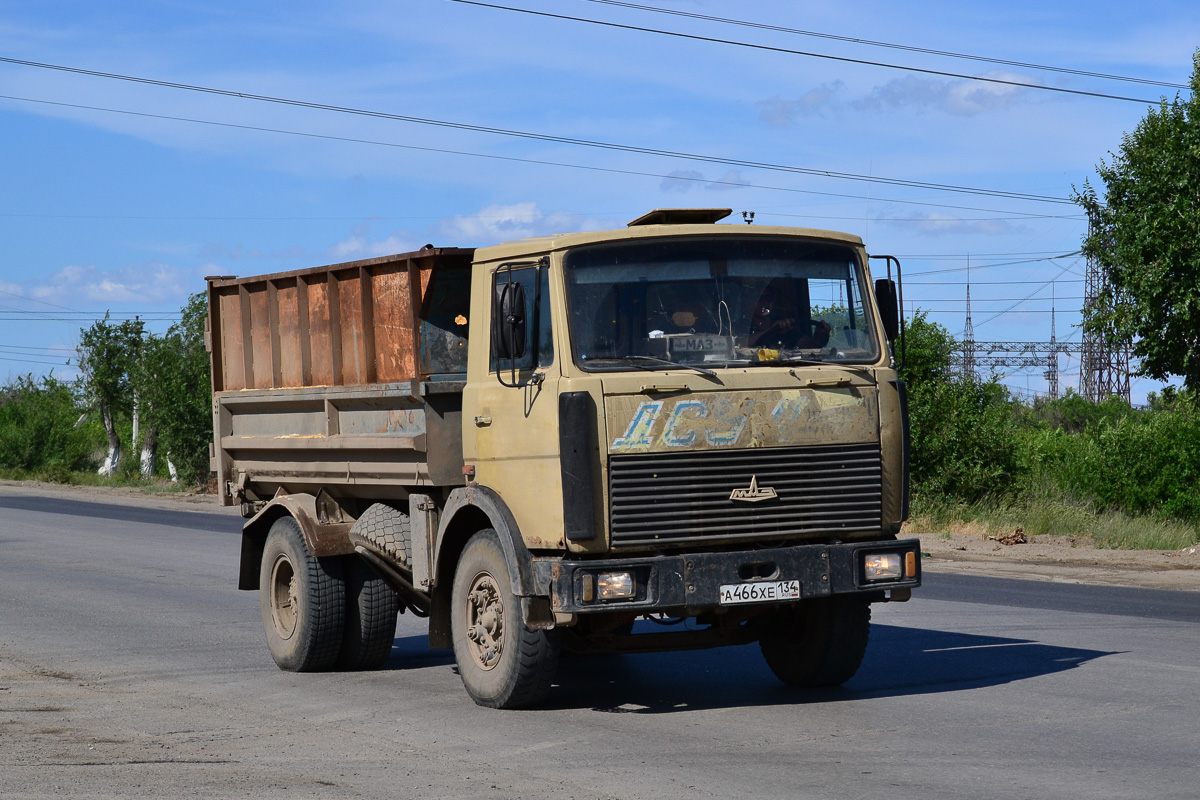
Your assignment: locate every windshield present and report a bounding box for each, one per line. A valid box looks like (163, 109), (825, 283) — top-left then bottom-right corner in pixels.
(563, 236), (880, 371)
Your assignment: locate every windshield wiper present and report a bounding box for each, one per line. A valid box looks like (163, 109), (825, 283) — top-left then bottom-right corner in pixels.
(773, 355), (873, 375)
(583, 355), (720, 379)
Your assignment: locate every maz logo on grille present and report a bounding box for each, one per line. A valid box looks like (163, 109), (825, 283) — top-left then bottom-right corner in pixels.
(729, 475), (778, 503)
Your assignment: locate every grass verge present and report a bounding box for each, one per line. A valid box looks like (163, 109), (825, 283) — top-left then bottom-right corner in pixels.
(906, 495), (1200, 551)
(0, 466), (197, 492)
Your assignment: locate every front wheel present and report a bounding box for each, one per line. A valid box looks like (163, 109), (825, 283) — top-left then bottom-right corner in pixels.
(451, 530), (560, 708)
(259, 516), (345, 672)
(759, 597), (871, 688)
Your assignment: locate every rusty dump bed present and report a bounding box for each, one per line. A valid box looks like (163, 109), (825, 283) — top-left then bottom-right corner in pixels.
(208, 247), (474, 506)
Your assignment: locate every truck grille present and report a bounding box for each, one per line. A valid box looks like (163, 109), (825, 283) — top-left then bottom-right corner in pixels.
(608, 443), (882, 547)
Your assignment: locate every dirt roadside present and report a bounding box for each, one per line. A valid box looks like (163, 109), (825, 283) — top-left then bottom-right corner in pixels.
(3, 479), (1198, 592)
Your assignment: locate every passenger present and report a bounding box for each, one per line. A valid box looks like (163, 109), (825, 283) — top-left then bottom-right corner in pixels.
(747, 286), (831, 349)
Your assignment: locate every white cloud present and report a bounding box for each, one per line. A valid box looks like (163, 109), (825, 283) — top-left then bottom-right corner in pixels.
(851, 72), (1037, 116)
(327, 227), (420, 261)
(435, 203), (597, 245)
(759, 72), (1038, 127)
(661, 170), (706, 193)
(757, 82), (847, 126)
(440, 202), (542, 242)
(877, 210), (1026, 237)
(659, 170), (753, 193)
(27, 262), (199, 306)
(705, 171), (752, 192)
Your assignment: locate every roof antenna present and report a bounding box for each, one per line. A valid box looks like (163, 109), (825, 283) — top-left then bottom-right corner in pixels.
(741, 211), (755, 225)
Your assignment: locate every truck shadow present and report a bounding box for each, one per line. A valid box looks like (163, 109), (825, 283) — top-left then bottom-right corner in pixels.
(539, 624), (1117, 713)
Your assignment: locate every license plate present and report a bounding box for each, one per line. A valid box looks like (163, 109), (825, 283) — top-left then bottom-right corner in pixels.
(718, 579), (801, 605)
(668, 335), (734, 358)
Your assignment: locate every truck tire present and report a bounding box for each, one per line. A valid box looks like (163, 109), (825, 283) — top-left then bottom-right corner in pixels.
(349, 502), (412, 568)
(259, 516), (345, 672)
(337, 556), (401, 671)
(759, 597), (871, 688)
(451, 529), (560, 709)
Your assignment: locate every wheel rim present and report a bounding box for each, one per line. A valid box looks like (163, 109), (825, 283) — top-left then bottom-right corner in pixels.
(464, 570), (504, 671)
(269, 553), (299, 640)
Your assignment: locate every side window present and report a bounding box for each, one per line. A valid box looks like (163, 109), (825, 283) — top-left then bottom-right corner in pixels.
(490, 266), (554, 372)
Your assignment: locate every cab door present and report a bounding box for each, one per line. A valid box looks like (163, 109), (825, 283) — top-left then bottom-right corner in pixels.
(462, 260), (565, 549)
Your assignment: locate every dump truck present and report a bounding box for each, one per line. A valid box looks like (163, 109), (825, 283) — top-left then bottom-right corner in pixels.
(207, 207), (920, 708)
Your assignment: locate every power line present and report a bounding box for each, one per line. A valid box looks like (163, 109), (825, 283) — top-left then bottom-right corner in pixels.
(896, 250), (1075, 259)
(763, 212), (1082, 223)
(0, 316), (178, 322)
(908, 296), (1084, 302)
(0, 93), (1077, 218)
(920, 309), (1072, 315)
(906, 253), (1081, 275)
(0, 354), (71, 366)
(0, 308), (177, 317)
(0, 344), (74, 353)
(906, 279), (1085, 285)
(451, 0), (1163, 105)
(582, 0), (1190, 90)
(972, 262), (1079, 329)
(0, 58), (1076, 205)
(0, 286), (82, 313)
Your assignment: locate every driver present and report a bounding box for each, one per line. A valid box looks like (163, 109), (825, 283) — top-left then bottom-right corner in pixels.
(747, 286), (831, 349)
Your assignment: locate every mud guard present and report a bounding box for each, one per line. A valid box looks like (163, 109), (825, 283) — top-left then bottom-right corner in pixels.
(427, 484), (549, 649)
(435, 484), (538, 597)
(237, 493), (354, 590)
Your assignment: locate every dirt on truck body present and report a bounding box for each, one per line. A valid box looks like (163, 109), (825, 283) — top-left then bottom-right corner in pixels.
(208, 208), (921, 708)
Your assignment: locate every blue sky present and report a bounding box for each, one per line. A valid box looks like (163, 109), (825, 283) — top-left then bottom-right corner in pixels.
(2, 0), (1197, 401)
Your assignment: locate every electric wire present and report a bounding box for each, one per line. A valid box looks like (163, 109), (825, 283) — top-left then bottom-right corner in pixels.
(581, 0), (1190, 90)
(450, 0), (1164, 105)
(0, 58), (1076, 204)
(0, 93), (1076, 216)
(906, 253), (1080, 275)
(0, 354), (72, 366)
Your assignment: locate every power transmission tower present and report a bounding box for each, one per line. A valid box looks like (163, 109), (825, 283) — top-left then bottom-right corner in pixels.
(957, 279), (1079, 400)
(1078, 217), (1131, 403)
(1045, 305), (1059, 399)
(961, 282), (976, 379)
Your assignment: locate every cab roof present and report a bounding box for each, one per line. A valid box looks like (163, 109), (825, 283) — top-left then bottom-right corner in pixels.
(471, 208), (865, 265)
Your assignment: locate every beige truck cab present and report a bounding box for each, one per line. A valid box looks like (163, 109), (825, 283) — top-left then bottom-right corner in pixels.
(209, 208), (920, 709)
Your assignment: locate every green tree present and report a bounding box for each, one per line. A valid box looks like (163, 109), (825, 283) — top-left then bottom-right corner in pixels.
(131, 293), (213, 485)
(77, 314), (144, 474)
(1075, 50), (1200, 390)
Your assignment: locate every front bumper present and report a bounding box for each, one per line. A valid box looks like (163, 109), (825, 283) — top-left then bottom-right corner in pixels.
(533, 538), (921, 615)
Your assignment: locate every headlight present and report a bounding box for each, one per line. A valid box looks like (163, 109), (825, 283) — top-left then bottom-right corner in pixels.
(863, 552), (903, 581)
(597, 571), (635, 599)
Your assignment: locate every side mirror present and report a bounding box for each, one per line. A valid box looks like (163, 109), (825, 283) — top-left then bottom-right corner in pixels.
(874, 278), (899, 342)
(491, 280), (527, 361)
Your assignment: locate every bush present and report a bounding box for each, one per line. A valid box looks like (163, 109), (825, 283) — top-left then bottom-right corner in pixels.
(1013, 393), (1200, 522)
(901, 314), (1021, 504)
(0, 375), (100, 473)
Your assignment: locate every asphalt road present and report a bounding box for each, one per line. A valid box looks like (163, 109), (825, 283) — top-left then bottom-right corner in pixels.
(1, 492), (1197, 800)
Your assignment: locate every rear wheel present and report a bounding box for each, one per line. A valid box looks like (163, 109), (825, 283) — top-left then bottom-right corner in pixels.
(451, 529), (560, 708)
(337, 555), (401, 670)
(759, 597), (871, 687)
(259, 516), (345, 672)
